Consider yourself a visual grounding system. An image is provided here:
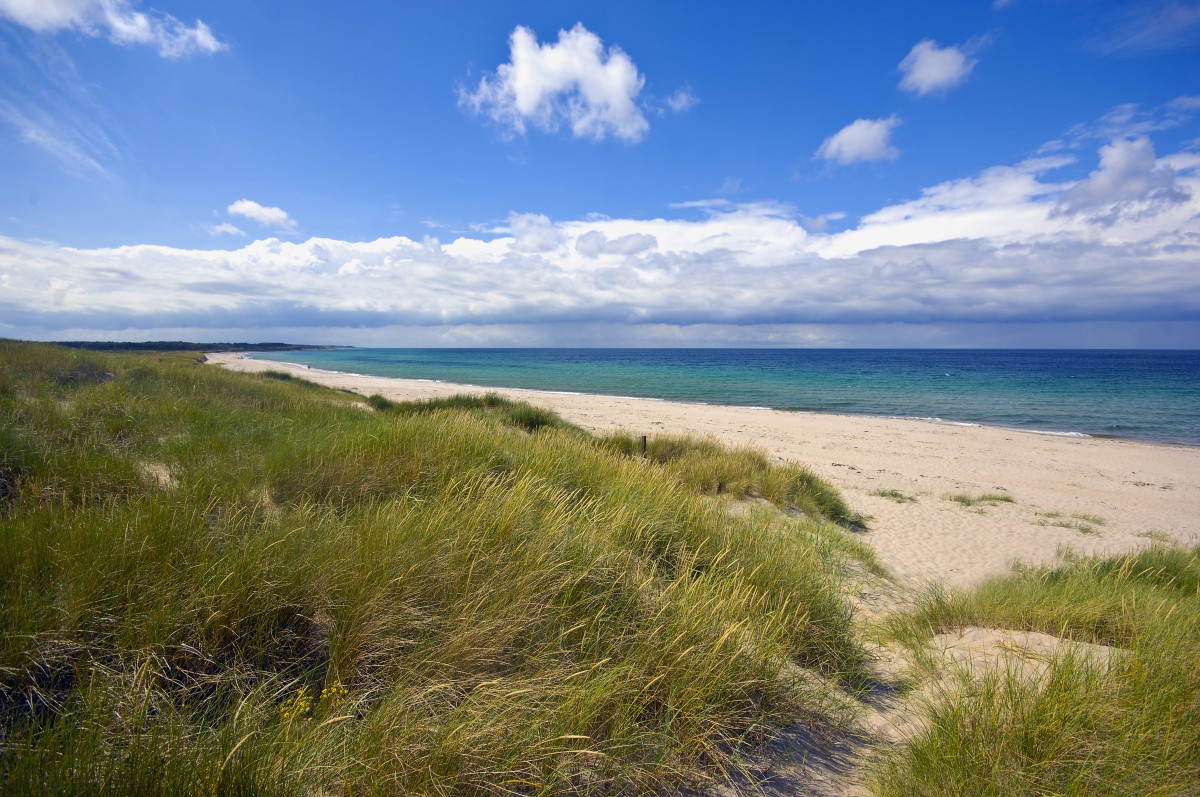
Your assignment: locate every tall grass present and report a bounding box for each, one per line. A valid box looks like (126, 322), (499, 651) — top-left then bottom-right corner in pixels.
(0, 341), (872, 794)
(876, 545), (1200, 796)
(599, 432), (863, 527)
(367, 391), (583, 434)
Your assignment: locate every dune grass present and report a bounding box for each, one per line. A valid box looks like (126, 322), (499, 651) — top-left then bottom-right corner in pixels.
(598, 431), (864, 529)
(876, 545), (1200, 796)
(870, 489), (917, 504)
(944, 491), (1014, 510)
(367, 390), (585, 435)
(1037, 510), (1108, 535)
(0, 341), (875, 795)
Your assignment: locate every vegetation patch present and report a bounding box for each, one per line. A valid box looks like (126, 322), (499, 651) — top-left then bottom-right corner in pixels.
(367, 390), (582, 434)
(0, 341), (874, 795)
(877, 545), (1200, 796)
(259, 369), (327, 390)
(870, 489), (917, 504)
(944, 492), (1014, 511)
(1036, 510), (1108, 535)
(600, 431), (865, 528)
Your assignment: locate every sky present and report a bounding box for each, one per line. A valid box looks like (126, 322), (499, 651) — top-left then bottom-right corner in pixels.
(1, 0), (1199, 348)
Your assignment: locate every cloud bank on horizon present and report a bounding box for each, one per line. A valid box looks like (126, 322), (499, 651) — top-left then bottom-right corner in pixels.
(4, 115), (1197, 347)
(1, 3), (1198, 347)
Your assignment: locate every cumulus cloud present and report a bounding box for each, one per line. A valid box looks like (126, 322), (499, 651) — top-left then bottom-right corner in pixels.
(573, 231), (607, 257)
(0, 0), (225, 58)
(509, 212), (567, 253)
(460, 23), (649, 142)
(206, 222), (245, 237)
(575, 230), (657, 257)
(4, 123), (1199, 346)
(227, 199), (297, 232)
(800, 212), (846, 233)
(1055, 136), (1191, 225)
(816, 116), (901, 164)
(898, 39), (981, 96)
(4, 163), (1198, 336)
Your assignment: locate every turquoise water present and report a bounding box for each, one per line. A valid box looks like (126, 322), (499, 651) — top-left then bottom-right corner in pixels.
(246, 349), (1200, 446)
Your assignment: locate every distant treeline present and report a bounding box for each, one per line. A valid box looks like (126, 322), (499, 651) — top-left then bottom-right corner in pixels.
(49, 341), (347, 352)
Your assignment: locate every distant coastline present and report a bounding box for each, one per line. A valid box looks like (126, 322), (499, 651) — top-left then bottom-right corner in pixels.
(50, 340), (352, 353)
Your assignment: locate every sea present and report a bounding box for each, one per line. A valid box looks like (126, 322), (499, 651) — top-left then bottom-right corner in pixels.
(244, 349), (1200, 447)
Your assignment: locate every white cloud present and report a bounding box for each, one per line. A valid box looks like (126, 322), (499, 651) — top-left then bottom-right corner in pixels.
(816, 116), (901, 164)
(574, 230), (607, 258)
(460, 23), (649, 142)
(668, 198), (733, 210)
(227, 199), (297, 232)
(575, 230), (657, 257)
(898, 39), (979, 96)
(0, 0), (225, 58)
(817, 139), (1193, 258)
(508, 212), (565, 252)
(800, 212), (846, 233)
(666, 86), (699, 113)
(3, 122), (1198, 348)
(1055, 135), (1190, 225)
(206, 222), (245, 237)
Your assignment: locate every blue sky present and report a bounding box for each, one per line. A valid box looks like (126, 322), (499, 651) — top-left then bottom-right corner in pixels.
(2, 0), (1198, 347)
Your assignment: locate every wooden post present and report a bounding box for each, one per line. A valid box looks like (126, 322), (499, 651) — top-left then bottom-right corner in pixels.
(640, 435), (647, 458)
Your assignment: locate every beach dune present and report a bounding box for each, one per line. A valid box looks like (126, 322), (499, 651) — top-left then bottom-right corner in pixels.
(208, 352), (1199, 588)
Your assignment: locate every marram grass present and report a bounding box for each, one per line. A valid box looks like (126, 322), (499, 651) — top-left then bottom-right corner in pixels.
(12, 342), (1192, 796)
(876, 545), (1200, 796)
(0, 341), (873, 795)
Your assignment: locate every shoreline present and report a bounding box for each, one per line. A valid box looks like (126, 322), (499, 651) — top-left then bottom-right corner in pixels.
(239, 354), (1200, 451)
(207, 352), (1200, 588)
(236, 354), (1199, 449)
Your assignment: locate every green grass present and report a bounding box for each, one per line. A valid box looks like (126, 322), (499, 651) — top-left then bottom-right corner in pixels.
(870, 489), (917, 504)
(1036, 511), (1108, 535)
(876, 545), (1200, 796)
(367, 390), (584, 434)
(944, 491), (1014, 510)
(0, 341), (874, 795)
(260, 369), (318, 385)
(598, 431), (865, 528)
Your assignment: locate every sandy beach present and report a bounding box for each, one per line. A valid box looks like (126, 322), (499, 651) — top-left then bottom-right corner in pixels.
(208, 352), (1200, 588)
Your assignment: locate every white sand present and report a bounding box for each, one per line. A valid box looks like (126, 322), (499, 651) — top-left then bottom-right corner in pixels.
(207, 352), (1200, 588)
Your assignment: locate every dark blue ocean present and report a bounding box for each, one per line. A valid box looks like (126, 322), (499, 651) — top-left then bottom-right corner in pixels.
(246, 349), (1200, 446)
